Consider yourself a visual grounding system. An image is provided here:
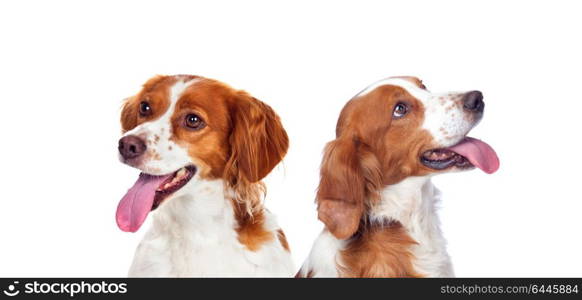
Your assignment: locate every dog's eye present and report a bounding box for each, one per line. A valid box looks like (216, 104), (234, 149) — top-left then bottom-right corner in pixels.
(185, 114), (205, 130)
(393, 103), (409, 118)
(139, 101), (152, 117)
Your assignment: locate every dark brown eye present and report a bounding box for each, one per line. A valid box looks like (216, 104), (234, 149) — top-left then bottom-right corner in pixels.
(185, 114), (205, 130)
(393, 103), (409, 118)
(139, 101), (152, 116)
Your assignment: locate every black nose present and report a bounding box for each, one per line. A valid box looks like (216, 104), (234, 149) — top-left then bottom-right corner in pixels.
(462, 90), (484, 113)
(118, 135), (146, 160)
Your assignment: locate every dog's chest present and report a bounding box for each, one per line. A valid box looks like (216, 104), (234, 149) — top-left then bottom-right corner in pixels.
(128, 206), (294, 276)
(126, 180), (294, 277)
(129, 230), (262, 276)
(301, 177), (454, 277)
(302, 229), (452, 277)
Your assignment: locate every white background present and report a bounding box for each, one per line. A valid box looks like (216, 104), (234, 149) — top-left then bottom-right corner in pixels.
(1, 0), (581, 277)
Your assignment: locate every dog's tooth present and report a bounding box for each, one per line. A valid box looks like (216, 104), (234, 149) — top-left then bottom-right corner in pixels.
(177, 168), (186, 177)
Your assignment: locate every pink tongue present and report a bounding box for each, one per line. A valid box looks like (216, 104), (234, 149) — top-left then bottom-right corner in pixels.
(447, 137), (500, 174)
(116, 173), (172, 232)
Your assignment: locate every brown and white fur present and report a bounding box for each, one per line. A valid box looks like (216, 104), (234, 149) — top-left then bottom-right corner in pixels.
(117, 75), (293, 277)
(298, 76), (498, 277)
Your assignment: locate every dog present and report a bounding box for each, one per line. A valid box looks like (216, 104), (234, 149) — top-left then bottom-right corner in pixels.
(116, 75), (294, 277)
(297, 76), (499, 277)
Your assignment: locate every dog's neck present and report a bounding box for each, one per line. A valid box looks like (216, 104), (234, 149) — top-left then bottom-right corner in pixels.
(369, 176), (454, 276)
(370, 176), (437, 229)
(151, 178), (238, 239)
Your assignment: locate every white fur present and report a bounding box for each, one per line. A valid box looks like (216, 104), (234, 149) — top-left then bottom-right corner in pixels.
(122, 78), (294, 277)
(298, 230), (345, 277)
(122, 78), (200, 175)
(370, 176), (454, 277)
(129, 178), (294, 277)
(358, 77), (475, 147)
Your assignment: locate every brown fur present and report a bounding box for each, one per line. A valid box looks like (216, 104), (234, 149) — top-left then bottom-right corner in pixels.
(170, 78), (234, 179)
(233, 208), (274, 251)
(340, 221), (421, 277)
(315, 81), (441, 276)
(276, 229), (290, 251)
(317, 138), (382, 239)
(120, 75), (181, 133)
(295, 270), (314, 278)
(317, 85), (436, 240)
(223, 90), (289, 217)
(120, 75), (288, 252)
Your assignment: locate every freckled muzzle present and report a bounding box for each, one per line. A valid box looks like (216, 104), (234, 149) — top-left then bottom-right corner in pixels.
(421, 91), (500, 174)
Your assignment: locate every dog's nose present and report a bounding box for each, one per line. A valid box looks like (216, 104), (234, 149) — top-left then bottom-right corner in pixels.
(462, 90), (484, 113)
(118, 135), (147, 160)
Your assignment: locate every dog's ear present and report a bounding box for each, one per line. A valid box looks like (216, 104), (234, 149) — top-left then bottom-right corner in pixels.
(317, 136), (382, 239)
(225, 92), (289, 183)
(120, 96), (137, 133)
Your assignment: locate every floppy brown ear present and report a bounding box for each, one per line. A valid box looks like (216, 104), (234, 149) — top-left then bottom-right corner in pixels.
(226, 92), (289, 183)
(317, 136), (382, 239)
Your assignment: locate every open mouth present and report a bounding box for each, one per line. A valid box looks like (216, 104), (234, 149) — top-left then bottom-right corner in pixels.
(421, 149), (473, 170)
(153, 166), (196, 210)
(420, 137), (499, 174)
(116, 165), (196, 232)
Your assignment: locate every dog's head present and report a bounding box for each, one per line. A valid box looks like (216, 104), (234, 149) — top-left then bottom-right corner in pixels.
(116, 75), (288, 232)
(317, 76), (500, 239)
